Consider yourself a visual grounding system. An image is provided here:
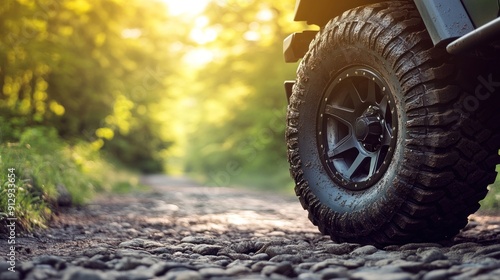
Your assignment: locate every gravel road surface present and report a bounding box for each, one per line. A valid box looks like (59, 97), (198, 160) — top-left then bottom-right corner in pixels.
(1, 175), (500, 279)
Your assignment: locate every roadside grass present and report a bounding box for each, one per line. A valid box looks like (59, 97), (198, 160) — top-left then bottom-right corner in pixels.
(480, 165), (500, 210)
(0, 127), (144, 233)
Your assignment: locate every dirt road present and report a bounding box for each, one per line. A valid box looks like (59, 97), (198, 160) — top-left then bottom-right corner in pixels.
(1, 175), (500, 279)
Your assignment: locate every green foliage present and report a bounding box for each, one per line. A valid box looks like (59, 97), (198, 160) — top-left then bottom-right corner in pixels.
(0, 127), (142, 232)
(481, 166), (500, 210)
(0, 0), (177, 171)
(0, 167), (50, 232)
(177, 0), (306, 189)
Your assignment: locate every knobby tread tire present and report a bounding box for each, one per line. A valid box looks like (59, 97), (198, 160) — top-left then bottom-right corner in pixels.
(286, 1), (500, 246)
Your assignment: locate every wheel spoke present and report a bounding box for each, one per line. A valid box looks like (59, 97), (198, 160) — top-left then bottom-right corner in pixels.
(369, 152), (380, 177)
(382, 122), (393, 146)
(366, 80), (377, 103)
(328, 135), (357, 158)
(378, 95), (389, 116)
(325, 104), (356, 125)
(345, 153), (366, 179)
(347, 80), (363, 107)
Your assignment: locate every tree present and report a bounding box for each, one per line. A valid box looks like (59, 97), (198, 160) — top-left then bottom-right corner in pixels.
(178, 0), (308, 188)
(0, 0), (182, 172)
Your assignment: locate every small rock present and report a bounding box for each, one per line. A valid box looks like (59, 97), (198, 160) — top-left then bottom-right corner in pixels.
(121, 222), (132, 228)
(450, 242), (480, 251)
(164, 270), (203, 280)
(261, 262), (296, 277)
(429, 260), (453, 269)
(351, 270), (412, 280)
(268, 231), (287, 236)
(228, 253), (251, 260)
(151, 262), (197, 276)
(390, 260), (425, 273)
(24, 265), (59, 280)
(419, 248), (446, 263)
(62, 268), (105, 280)
(181, 235), (216, 244)
(232, 241), (259, 254)
(0, 262), (11, 272)
(269, 254), (303, 264)
(199, 267), (228, 277)
(384, 245), (401, 251)
(82, 259), (109, 270)
(472, 244), (500, 258)
(375, 259), (393, 266)
(297, 262), (315, 270)
(82, 247), (111, 257)
(227, 259), (253, 268)
(19, 261), (35, 273)
(192, 244), (222, 255)
(451, 266), (483, 280)
(324, 243), (359, 255)
(226, 265), (251, 276)
(400, 243), (442, 250)
(116, 249), (152, 258)
(422, 269), (452, 280)
(115, 267), (154, 280)
(125, 228), (140, 237)
(319, 267), (348, 278)
(33, 255), (67, 270)
(251, 261), (274, 273)
(351, 245), (378, 256)
(341, 258), (365, 268)
(0, 271), (21, 280)
(310, 259), (343, 272)
(251, 253), (270, 261)
(265, 246), (295, 257)
(119, 238), (163, 249)
(298, 272), (322, 280)
(214, 258), (231, 267)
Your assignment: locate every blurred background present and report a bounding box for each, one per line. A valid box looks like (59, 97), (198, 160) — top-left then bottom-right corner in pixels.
(0, 0), (498, 231)
(0, 0), (306, 229)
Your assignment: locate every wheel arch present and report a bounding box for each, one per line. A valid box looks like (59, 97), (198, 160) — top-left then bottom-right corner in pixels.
(289, 0), (476, 61)
(293, 0), (383, 26)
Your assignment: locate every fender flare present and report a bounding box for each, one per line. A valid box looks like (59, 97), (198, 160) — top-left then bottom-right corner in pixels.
(285, 0), (475, 62)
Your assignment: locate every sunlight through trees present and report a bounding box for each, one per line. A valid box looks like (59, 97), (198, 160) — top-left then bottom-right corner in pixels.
(1, 0), (307, 188)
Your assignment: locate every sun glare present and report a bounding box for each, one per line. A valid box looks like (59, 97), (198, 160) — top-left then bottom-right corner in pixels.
(183, 48), (215, 66)
(158, 0), (211, 17)
(155, 0), (216, 66)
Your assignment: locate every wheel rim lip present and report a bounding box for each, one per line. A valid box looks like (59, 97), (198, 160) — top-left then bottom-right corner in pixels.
(317, 66), (399, 191)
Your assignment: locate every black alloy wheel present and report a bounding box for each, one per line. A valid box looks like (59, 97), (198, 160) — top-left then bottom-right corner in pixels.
(318, 67), (397, 191)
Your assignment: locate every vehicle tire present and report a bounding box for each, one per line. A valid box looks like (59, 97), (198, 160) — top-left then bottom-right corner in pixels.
(286, 1), (500, 246)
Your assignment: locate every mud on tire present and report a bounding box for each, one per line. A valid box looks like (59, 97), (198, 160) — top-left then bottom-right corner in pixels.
(286, 1), (500, 246)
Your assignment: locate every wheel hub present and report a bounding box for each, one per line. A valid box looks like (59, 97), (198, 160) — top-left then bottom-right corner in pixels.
(355, 106), (383, 152)
(317, 67), (398, 191)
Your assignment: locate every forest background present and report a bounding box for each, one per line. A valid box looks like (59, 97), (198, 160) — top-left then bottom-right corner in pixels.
(1, 0), (499, 231)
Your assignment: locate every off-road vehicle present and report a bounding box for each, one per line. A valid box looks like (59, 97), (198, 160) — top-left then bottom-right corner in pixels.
(284, 0), (500, 246)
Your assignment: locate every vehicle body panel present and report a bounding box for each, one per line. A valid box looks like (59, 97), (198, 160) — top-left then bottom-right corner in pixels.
(462, 0), (500, 27)
(413, 0), (474, 46)
(293, 0), (381, 26)
(285, 0), (500, 62)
